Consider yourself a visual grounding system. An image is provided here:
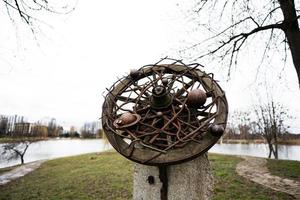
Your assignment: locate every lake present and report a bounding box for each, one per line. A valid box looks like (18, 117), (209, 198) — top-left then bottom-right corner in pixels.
(0, 139), (112, 168)
(209, 143), (300, 160)
(1, 139), (299, 168)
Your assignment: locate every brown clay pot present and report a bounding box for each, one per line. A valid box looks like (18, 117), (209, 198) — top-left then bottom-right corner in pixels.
(113, 112), (141, 129)
(129, 69), (140, 80)
(210, 124), (224, 136)
(187, 89), (207, 108)
(118, 112), (136, 125)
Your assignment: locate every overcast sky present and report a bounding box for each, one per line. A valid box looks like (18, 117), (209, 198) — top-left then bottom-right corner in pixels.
(0, 0), (299, 132)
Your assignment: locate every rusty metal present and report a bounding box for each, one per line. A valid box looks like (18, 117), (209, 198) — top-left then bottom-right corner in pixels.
(102, 58), (228, 166)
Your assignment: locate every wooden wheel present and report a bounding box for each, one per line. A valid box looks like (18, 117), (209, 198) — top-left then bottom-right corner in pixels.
(102, 59), (228, 166)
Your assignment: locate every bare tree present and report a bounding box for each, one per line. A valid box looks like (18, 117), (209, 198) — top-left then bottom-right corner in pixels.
(1, 140), (32, 164)
(80, 122), (100, 138)
(254, 100), (290, 159)
(224, 110), (256, 141)
(0, 115), (8, 136)
(233, 110), (252, 139)
(80, 121), (104, 138)
(184, 0), (300, 85)
(2, 0), (76, 34)
(47, 118), (57, 137)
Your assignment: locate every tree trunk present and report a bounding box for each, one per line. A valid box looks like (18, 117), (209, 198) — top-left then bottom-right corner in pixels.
(285, 30), (300, 86)
(268, 144), (272, 158)
(20, 143), (29, 165)
(274, 133), (279, 159)
(266, 136), (273, 158)
(21, 155), (24, 164)
(279, 0), (300, 86)
(274, 144), (279, 159)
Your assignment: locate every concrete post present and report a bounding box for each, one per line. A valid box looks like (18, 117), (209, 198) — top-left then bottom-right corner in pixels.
(133, 153), (214, 200)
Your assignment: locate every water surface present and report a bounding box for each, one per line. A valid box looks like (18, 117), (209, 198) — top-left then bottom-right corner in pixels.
(0, 139), (111, 168)
(210, 143), (300, 161)
(1, 139), (299, 168)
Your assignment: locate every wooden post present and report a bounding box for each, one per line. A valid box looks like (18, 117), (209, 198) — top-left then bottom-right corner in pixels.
(133, 154), (213, 200)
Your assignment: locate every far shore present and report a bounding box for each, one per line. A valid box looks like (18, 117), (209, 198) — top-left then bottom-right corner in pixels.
(220, 138), (300, 145)
(0, 136), (103, 144)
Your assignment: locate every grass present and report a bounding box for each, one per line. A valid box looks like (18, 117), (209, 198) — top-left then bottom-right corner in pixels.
(0, 152), (133, 200)
(267, 159), (300, 182)
(0, 152), (295, 200)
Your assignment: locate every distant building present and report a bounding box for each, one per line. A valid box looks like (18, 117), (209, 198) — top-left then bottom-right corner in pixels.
(0, 114), (63, 138)
(14, 122), (31, 136)
(30, 124), (48, 137)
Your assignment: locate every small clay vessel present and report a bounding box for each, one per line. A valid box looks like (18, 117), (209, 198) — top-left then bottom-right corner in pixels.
(187, 89), (207, 108)
(209, 124), (224, 136)
(113, 112), (141, 129)
(161, 78), (168, 86)
(129, 69), (140, 80)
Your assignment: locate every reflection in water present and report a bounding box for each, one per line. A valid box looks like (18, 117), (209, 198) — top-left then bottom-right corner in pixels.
(209, 143), (300, 161)
(0, 139), (299, 169)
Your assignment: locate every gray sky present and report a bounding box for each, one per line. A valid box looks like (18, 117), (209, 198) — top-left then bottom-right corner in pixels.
(0, 0), (299, 132)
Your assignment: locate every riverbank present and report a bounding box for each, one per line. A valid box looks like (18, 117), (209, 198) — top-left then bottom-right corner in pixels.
(0, 165), (20, 176)
(0, 136), (103, 144)
(0, 152), (299, 200)
(220, 139), (300, 145)
(0, 137), (49, 144)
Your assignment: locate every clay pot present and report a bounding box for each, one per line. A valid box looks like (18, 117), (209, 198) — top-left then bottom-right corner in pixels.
(161, 78), (168, 86)
(209, 124), (224, 136)
(151, 86), (173, 109)
(129, 69), (140, 80)
(117, 112), (136, 125)
(113, 112), (141, 129)
(187, 89), (207, 108)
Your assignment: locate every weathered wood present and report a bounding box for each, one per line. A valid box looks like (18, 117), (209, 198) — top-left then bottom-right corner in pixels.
(102, 63), (228, 165)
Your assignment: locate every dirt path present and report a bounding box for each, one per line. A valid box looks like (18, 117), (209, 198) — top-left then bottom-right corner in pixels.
(236, 156), (300, 199)
(0, 160), (45, 185)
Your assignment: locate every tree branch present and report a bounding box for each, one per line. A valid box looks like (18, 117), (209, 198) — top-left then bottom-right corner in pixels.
(196, 22), (283, 61)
